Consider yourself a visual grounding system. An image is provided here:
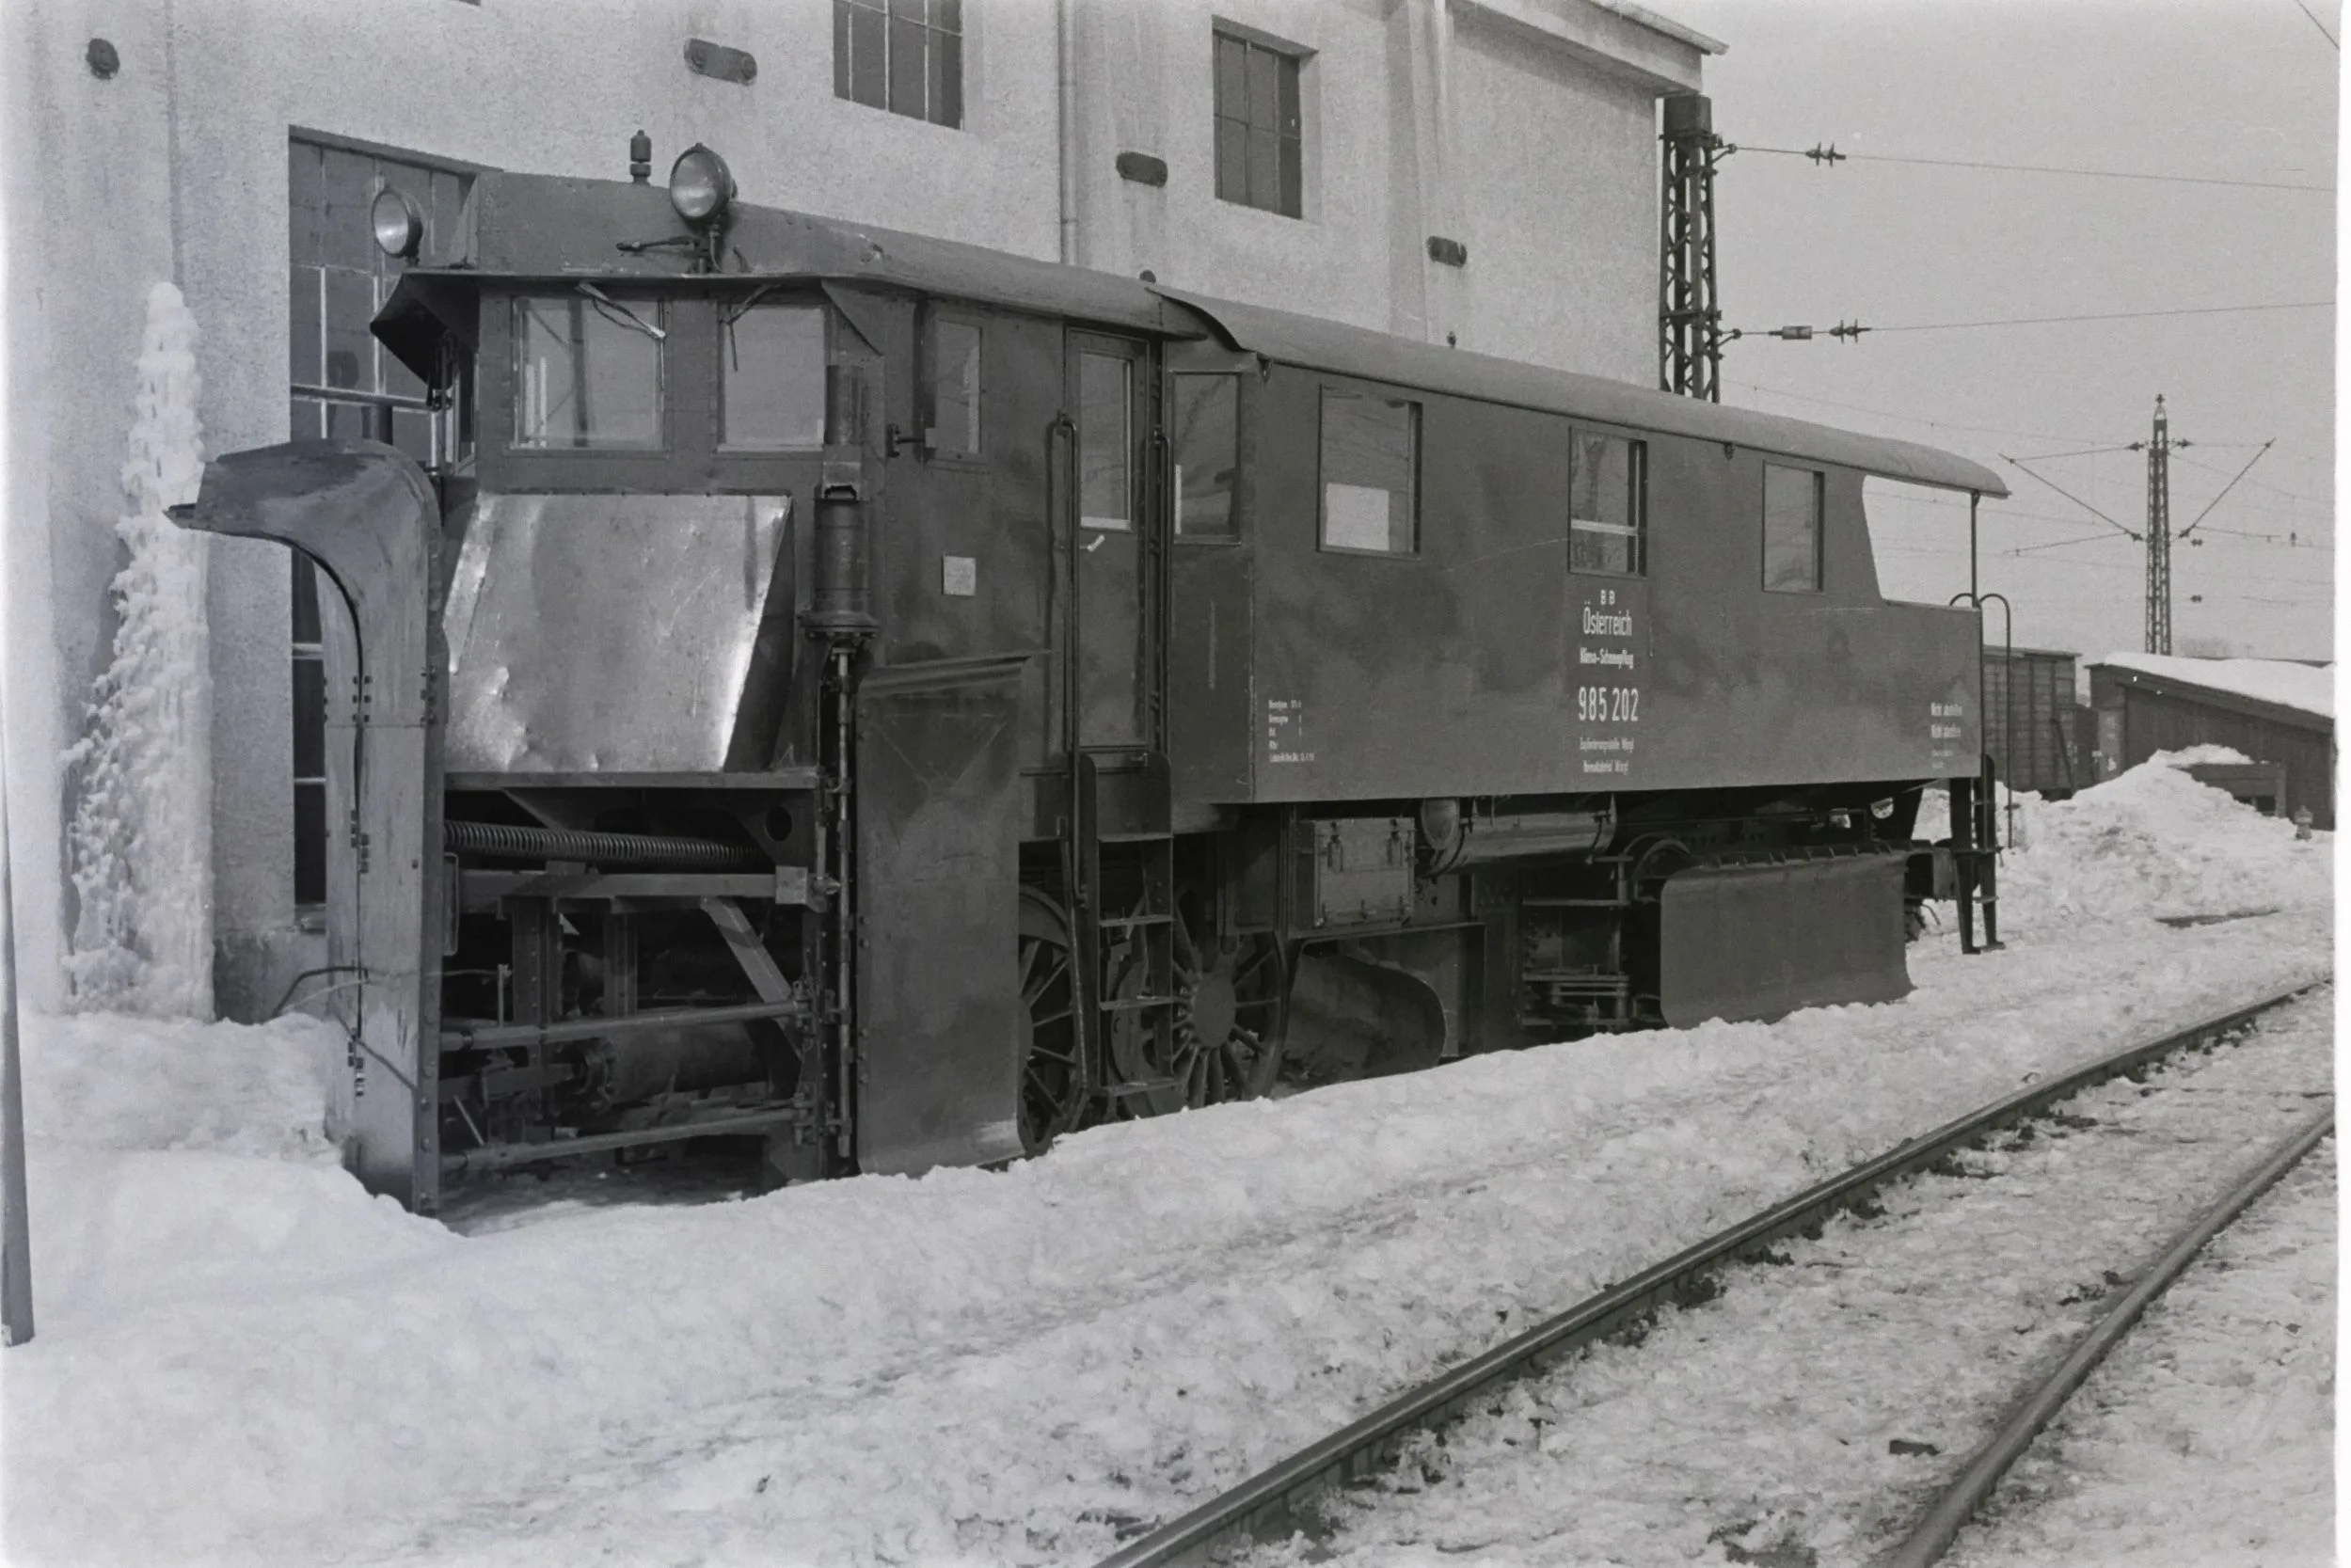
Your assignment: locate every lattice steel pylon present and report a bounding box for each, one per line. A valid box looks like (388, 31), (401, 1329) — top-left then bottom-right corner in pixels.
(1660, 93), (1724, 402)
(2143, 394), (2172, 655)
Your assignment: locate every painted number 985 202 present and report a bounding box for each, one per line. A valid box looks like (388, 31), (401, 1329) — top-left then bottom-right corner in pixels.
(1578, 686), (1640, 723)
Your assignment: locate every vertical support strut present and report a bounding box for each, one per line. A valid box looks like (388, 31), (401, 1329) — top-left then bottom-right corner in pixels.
(1951, 772), (1978, 956)
(1976, 752), (2004, 951)
(806, 359), (877, 1171)
(1660, 93), (1724, 402)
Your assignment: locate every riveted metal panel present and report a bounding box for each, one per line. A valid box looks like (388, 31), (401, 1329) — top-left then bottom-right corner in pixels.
(441, 492), (788, 773)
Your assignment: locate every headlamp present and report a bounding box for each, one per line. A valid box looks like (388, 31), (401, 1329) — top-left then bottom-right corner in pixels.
(371, 186), (424, 261)
(668, 144), (735, 227)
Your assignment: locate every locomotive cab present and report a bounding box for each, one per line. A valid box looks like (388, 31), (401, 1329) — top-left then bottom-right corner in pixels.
(178, 147), (2006, 1214)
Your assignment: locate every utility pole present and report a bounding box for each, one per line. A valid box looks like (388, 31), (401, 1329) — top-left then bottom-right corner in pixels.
(1659, 93), (1723, 401)
(2130, 395), (2188, 656)
(1, 685), (31, 1347)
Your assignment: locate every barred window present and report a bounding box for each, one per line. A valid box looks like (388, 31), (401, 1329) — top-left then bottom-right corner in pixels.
(1214, 28), (1302, 218)
(835, 0), (963, 128)
(1569, 433), (1644, 576)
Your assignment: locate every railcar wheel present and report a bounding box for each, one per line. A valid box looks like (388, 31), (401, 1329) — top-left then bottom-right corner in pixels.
(1168, 900), (1288, 1110)
(1016, 888), (1088, 1155)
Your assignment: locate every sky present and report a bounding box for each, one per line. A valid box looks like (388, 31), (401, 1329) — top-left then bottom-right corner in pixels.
(1660, 0), (2339, 663)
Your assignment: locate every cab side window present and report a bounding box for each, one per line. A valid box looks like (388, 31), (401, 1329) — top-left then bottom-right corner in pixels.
(1319, 388), (1418, 555)
(1569, 431), (1644, 575)
(512, 293), (664, 449)
(926, 313), (983, 458)
(1762, 463), (1823, 592)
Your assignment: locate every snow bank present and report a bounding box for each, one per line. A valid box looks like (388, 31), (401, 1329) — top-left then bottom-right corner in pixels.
(0, 750), (2332, 1568)
(20, 1010), (341, 1163)
(60, 281), (214, 1017)
(1995, 751), (2329, 926)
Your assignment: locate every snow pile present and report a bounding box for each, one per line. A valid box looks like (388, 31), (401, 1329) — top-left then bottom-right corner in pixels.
(60, 281), (214, 1017)
(1994, 749), (2329, 926)
(2093, 651), (2333, 720)
(21, 1009), (341, 1163)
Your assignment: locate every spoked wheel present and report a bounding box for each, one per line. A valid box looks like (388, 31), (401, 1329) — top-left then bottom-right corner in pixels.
(1167, 897), (1289, 1110)
(1016, 888), (1089, 1155)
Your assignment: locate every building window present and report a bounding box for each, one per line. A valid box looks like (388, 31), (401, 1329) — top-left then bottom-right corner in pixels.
(289, 136), (469, 913)
(1214, 27), (1302, 218)
(720, 301), (827, 451)
(926, 313), (983, 457)
(1318, 388), (1418, 555)
(1171, 373), (1239, 538)
(1569, 433), (1645, 576)
(835, 0), (963, 128)
(1763, 463), (1823, 593)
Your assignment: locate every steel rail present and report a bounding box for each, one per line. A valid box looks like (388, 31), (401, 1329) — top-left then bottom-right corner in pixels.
(1090, 977), (2324, 1568)
(1871, 1100), (2334, 1568)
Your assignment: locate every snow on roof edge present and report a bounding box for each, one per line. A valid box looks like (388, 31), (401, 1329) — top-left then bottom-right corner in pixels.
(2090, 652), (2335, 721)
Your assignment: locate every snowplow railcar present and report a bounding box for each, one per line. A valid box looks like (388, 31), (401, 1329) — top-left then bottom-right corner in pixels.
(177, 152), (2005, 1212)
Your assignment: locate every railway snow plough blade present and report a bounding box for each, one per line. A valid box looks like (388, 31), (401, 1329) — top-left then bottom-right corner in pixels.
(1283, 950), (1452, 1083)
(1657, 855), (1911, 1028)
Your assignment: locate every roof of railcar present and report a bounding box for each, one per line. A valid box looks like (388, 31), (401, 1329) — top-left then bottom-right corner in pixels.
(384, 172), (2007, 498)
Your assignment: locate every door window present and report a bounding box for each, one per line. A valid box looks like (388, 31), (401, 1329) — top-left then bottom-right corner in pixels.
(1078, 352), (1132, 531)
(1171, 373), (1239, 538)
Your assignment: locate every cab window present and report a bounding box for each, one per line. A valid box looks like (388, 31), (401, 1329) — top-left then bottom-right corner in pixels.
(1171, 373), (1239, 538)
(1318, 388), (1418, 555)
(1078, 352), (1132, 531)
(927, 313), (983, 458)
(1569, 431), (1644, 575)
(721, 301), (827, 450)
(1763, 463), (1823, 592)
(512, 293), (664, 449)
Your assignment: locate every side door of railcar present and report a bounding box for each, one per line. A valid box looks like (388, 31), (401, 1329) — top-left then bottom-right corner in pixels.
(1058, 330), (1162, 760)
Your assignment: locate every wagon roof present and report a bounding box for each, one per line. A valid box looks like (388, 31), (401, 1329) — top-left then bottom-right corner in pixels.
(380, 173), (2007, 497)
(1153, 287), (2009, 497)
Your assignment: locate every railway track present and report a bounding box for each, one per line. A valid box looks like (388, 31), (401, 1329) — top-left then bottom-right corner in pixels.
(1092, 979), (2329, 1568)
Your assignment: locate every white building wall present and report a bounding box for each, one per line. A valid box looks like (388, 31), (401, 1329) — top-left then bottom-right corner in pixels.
(4, 0), (1711, 1018)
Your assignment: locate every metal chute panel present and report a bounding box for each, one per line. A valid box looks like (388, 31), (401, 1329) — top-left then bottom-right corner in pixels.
(854, 654), (1029, 1176)
(440, 493), (791, 774)
(1658, 856), (1910, 1029)
(184, 441), (447, 1210)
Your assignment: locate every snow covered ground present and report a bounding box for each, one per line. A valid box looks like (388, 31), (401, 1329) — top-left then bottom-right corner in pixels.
(0, 755), (2332, 1568)
(1945, 1141), (2335, 1568)
(1241, 989), (2333, 1567)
